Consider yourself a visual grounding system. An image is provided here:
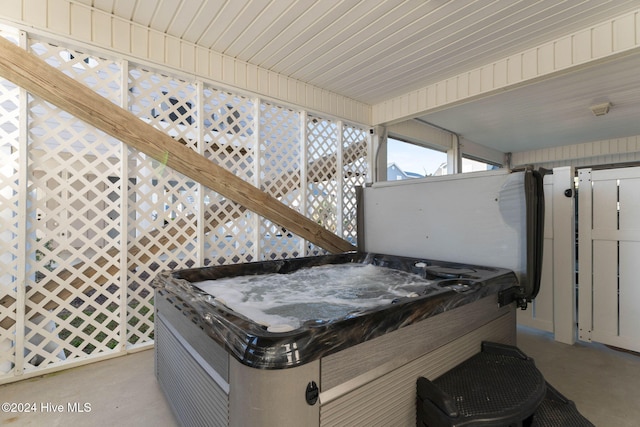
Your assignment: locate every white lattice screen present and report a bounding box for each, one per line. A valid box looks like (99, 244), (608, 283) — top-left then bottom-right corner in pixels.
(306, 116), (339, 256)
(0, 32), (21, 376)
(127, 68), (200, 346)
(0, 28), (369, 383)
(260, 103), (303, 259)
(342, 124), (368, 244)
(24, 40), (124, 370)
(202, 88), (256, 265)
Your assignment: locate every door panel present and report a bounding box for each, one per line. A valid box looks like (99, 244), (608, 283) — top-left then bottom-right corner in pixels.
(592, 240), (618, 337)
(579, 167), (640, 353)
(619, 241), (640, 340)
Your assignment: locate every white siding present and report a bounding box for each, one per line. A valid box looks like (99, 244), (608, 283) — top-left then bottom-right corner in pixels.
(372, 9), (640, 125)
(512, 135), (640, 168)
(0, 0), (371, 125)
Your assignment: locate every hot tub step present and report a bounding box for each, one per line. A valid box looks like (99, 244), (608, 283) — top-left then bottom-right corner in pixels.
(531, 382), (594, 427)
(416, 341), (547, 427)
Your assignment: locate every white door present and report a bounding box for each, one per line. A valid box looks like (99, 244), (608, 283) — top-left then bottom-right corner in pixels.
(578, 167), (640, 353)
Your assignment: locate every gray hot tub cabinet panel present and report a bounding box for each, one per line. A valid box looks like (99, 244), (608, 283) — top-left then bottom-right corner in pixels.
(320, 309), (515, 427)
(156, 292), (321, 426)
(229, 359), (320, 427)
(155, 291), (515, 427)
(155, 295), (229, 381)
(153, 252), (520, 426)
(320, 295), (513, 390)
(155, 314), (229, 427)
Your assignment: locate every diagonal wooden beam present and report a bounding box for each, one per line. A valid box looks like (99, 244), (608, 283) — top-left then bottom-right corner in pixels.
(179, 120), (367, 199)
(0, 36), (354, 254)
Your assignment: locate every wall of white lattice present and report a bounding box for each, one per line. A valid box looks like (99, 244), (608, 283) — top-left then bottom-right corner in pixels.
(0, 27), (369, 383)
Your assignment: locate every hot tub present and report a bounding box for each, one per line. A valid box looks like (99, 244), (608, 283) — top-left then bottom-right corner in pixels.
(152, 252), (520, 427)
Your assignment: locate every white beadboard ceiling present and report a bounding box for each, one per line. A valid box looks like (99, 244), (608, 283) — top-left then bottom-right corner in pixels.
(73, 0), (640, 153)
(418, 53), (640, 153)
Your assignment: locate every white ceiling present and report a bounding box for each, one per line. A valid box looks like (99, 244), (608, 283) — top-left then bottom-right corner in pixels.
(419, 51), (640, 153)
(74, 0), (640, 153)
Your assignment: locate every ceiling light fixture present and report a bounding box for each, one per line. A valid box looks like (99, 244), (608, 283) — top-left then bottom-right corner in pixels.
(590, 102), (612, 117)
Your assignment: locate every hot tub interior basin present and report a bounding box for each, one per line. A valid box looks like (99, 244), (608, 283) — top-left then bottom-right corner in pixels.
(153, 251), (518, 369)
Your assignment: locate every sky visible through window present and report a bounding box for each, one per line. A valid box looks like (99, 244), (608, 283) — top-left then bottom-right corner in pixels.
(387, 137), (498, 179)
(387, 138), (447, 177)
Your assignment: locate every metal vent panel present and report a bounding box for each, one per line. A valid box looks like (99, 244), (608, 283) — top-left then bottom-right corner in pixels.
(156, 316), (229, 427)
(156, 295), (229, 381)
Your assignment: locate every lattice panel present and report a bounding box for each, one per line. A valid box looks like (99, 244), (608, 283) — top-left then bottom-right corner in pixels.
(0, 24), (370, 383)
(202, 88), (255, 178)
(259, 103), (302, 259)
(126, 155), (199, 345)
(202, 88), (256, 265)
(203, 198), (255, 266)
(306, 117), (339, 256)
(342, 124), (368, 246)
(0, 32), (21, 377)
(29, 41), (122, 106)
(19, 41), (124, 371)
(129, 68), (198, 148)
(25, 106), (122, 369)
(127, 68), (199, 345)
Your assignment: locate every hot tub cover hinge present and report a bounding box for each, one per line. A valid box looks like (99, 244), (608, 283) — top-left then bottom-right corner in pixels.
(498, 286), (528, 309)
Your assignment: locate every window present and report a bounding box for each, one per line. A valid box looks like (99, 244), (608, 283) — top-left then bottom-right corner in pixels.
(386, 137), (447, 180)
(461, 156), (500, 173)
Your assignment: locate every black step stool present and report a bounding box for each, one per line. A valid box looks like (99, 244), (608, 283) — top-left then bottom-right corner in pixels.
(416, 341), (592, 427)
(531, 382), (593, 427)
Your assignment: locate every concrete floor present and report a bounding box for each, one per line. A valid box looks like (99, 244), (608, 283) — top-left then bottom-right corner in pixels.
(0, 350), (177, 427)
(0, 326), (638, 426)
(517, 325), (640, 427)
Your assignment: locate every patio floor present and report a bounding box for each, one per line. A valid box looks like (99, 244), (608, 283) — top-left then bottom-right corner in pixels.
(1, 326), (639, 426)
(0, 349), (176, 427)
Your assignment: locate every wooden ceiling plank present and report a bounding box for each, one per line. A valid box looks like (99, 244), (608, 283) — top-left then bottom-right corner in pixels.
(197, 0), (249, 50)
(166, 0), (205, 39)
(248, 0), (345, 68)
(277, 0), (403, 76)
(149, 0), (179, 33)
(238, 0), (315, 61)
(308, 0), (482, 90)
(335, 0), (611, 102)
(213, 1), (271, 54)
(224, 0), (297, 59)
(319, 0), (594, 100)
(113, 0), (136, 20)
(181, 0), (228, 44)
(131, 0), (159, 28)
(297, 0), (450, 86)
(92, 0), (115, 13)
(264, 1), (363, 70)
